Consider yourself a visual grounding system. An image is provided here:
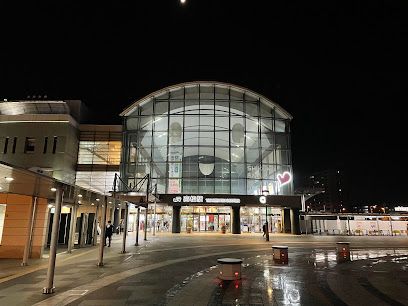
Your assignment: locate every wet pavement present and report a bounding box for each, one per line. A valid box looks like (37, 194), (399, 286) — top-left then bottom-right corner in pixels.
(0, 233), (407, 305)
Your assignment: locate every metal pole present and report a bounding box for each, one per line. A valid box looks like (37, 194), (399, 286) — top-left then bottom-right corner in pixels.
(389, 215), (393, 236)
(22, 196), (37, 266)
(43, 186), (63, 294)
(121, 202), (129, 253)
(92, 203), (99, 246)
(144, 175), (150, 241)
(97, 196), (108, 267)
(144, 206), (148, 241)
(153, 184), (157, 236)
(135, 207), (140, 246)
(67, 204), (77, 253)
(265, 204), (269, 241)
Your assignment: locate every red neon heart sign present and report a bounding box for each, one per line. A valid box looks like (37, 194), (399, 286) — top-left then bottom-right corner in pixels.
(277, 171), (292, 186)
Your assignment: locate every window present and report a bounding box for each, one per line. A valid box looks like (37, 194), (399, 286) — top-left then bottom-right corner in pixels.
(43, 137), (48, 154)
(0, 204), (6, 244)
(52, 136), (58, 154)
(12, 137), (17, 154)
(3, 137), (9, 154)
(24, 137), (36, 153)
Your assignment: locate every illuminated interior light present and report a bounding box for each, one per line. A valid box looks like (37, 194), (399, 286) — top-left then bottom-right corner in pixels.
(5, 177), (14, 182)
(96, 198), (100, 201)
(78, 194), (83, 198)
(234, 272), (239, 276)
(50, 187), (57, 192)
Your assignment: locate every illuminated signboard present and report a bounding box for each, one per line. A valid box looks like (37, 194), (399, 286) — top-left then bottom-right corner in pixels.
(172, 195), (240, 204)
(277, 171), (292, 187)
(395, 206), (408, 212)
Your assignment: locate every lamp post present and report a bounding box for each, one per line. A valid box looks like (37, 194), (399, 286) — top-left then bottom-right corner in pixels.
(262, 189), (270, 242)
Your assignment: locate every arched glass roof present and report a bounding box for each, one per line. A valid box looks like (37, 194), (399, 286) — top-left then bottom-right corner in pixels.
(120, 81), (292, 120)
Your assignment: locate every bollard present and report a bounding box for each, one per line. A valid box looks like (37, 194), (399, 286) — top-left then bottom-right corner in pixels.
(272, 245), (288, 264)
(217, 258), (242, 280)
(336, 242), (350, 262)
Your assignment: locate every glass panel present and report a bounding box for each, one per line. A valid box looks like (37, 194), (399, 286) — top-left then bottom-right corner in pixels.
(199, 131), (213, 146)
(231, 179), (246, 194)
(245, 102), (258, 117)
(154, 101), (168, 115)
(182, 179), (198, 193)
(215, 117), (229, 130)
(126, 117), (139, 130)
(137, 148), (151, 162)
(198, 178), (214, 193)
(154, 116), (168, 131)
(140, 116), (153, 130)
(260, 102), (273, 117)
(231, 147), (244, 163)
(153, 132), (167, 146)
(247, 179), (262, 195)
(215, 162), (230, 179)
(182, 162), (198, 178)
(169, 100), (184, 114)
(261, 133), (273, 148)
(184, 146), (198, 158)
(184, 131), (199, 146)
(215, 180), (231, 194)
(231, 163), (246, 179)
(246, 118), (258, 132)
(215, 147), (229, 162)
(230, 101), (243, 115)
(275, 133), (289, 149)
(262, 150), (275, 164)
(215, 131), (229, 146)
(246, 148), (260, 163)
(152, 147), (167, 162)
(140, 102), (153, 115)
(247, 164), (261, 179)
(152, 162), (167, 178)
(262, 164), (277, 180)
(245, 133), (259, 148)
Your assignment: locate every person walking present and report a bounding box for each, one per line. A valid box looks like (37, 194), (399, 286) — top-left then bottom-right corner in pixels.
(105, 220), (114, 247)
(262, 223), (267, 238)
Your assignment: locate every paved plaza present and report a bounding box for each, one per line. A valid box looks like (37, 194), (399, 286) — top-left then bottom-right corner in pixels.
(0, 233), (407, 305)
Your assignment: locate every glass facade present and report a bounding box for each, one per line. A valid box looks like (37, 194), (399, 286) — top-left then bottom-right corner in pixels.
(76, 127), (121, 194)
(121, 82), (293, 196)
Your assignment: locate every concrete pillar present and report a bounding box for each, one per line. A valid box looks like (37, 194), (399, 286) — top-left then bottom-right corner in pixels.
(22, 196), (37, 266)
(283, 208), (291, 233)
(290, 208), (301, 235)
(231, 206), (241, 234)
(172, 206), (181, 233)
(68, 204), (78, 252)
(42, 186), (63, 294)
(97, 196), (108, 267)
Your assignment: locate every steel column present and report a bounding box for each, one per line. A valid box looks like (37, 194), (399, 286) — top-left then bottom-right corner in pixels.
(42, 186), (63, 294)
(22, 196), (37, 266)
(97, 196), (108, 267)
(121, 202), (129, 253)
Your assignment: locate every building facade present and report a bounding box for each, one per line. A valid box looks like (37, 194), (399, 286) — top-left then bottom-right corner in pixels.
(120, 82), (301, 234)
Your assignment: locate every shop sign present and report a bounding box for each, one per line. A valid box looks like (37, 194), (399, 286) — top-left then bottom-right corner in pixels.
(172, 195), (240, 204)
(395, 206), (408, 212)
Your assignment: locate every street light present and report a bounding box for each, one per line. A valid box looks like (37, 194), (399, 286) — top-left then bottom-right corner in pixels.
(262, 189), (270, 242)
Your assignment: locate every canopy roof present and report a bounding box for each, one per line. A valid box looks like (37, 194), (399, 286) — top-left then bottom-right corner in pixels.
(120, 81), (292, 120)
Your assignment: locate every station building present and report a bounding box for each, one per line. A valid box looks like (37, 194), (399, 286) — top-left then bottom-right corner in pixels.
(120, 82), (301, 234)
(0, 81), (302, 259)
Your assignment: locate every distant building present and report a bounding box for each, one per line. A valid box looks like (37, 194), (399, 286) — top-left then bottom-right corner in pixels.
(301, 169), (348, 212)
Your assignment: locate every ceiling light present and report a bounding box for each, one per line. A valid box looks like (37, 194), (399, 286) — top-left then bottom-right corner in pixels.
(96, 198), (100, 201)
(78, 194), (83, 198)
(50, 187), (57, 192)
(5, 177), (14, 182)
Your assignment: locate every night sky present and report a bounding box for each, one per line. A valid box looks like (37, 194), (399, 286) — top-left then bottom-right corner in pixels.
(1, 1), (407, 204)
